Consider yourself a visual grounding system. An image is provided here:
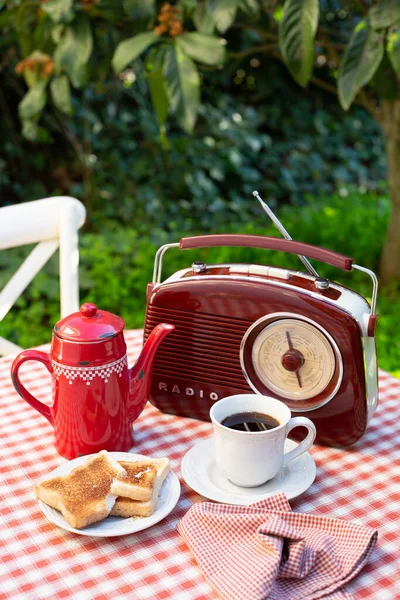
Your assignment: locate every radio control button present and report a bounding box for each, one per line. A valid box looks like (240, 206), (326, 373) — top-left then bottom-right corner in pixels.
(230, 265), (291, 278)
(249, 265), (270, 276)
(315, 277), (330, 290)
(230, 266), (250, 274)
(268, 267), (290, 280)
(192, 261), (207, 273)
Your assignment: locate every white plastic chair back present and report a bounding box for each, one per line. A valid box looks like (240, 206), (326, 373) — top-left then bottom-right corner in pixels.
(0, 196), (86, 356)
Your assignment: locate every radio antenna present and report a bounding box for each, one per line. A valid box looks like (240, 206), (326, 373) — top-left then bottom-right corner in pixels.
(252, 190), (319, 277)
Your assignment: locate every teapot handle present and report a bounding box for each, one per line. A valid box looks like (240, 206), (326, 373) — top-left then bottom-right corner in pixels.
(11, 350), (53, 425)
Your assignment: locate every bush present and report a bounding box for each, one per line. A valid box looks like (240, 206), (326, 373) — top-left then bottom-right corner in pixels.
(0, 190), (397, 376)
(1, 60), (387, 234)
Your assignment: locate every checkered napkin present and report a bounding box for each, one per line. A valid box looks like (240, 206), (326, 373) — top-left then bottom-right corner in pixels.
(177, 493), (377, 600)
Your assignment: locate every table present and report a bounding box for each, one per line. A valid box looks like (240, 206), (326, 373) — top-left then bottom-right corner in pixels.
(0, 330), (399, 600)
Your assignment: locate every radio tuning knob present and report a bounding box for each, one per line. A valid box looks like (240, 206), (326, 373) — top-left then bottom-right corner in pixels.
(192, 261), (207, 273)
(281, 350), (305, 372)
(314, 277), (330, 291)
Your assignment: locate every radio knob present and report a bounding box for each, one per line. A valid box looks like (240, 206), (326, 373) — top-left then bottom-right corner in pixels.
(281, 350), (305, 372)
(192, 261), (207, 273)
(315, 277), (330, 291)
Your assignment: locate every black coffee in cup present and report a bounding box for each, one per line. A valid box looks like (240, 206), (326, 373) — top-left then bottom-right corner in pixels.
(221, 411), (280, 432)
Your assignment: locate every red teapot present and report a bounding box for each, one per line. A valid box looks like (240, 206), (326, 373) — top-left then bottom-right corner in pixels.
(11, 303), (174, 459)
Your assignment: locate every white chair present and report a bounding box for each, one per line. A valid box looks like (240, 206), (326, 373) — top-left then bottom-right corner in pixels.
(0, 196), (86, 356)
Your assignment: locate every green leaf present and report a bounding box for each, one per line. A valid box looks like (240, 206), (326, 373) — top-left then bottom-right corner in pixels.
(42, 0), (74, 23)
(51, 24), (65, 45)
(147, 60), (169, 126)
(387, 24), (400, 75)
(193, 3), (216, 33)
(54, 15), (93, 88)
(370, 52), (399, 100)
(50, 75), (73, 114)
(112, 32), (159, 74)
(22, 119), (40, 141)
(208, 0), (240, 33)
(279, 0), (319, 87)
(239, 0), (260, 16)
(21, 119), (52, 143)
(163, 43), (200, 133)
(370, 0), (400, 31)
(23, 68), (38, 89)
(338, 20), (384, 110)
(14, 0), (41, 56)
(18, 80), (47, 120)
(176, 33), (226, 65)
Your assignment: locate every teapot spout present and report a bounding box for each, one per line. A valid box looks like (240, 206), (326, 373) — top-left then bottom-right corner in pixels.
(128, 323), (175, 422)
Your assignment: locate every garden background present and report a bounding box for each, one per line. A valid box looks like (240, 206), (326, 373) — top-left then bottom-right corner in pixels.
(0, 0), (399, 377)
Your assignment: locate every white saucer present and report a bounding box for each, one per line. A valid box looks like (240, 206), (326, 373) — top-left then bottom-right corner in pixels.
(37, 452), (181, 537)
(181, 438), (316, 505)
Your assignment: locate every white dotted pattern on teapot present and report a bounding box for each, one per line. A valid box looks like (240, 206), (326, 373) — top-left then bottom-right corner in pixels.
(52, 355), (128, 385)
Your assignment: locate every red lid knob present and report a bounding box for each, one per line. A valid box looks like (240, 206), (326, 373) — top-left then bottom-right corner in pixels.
(55, 303), (125, 341)
(80, 303), (98, 318)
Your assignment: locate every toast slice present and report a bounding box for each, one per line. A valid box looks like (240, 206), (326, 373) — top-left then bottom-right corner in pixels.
(35, 450), (127, 529)
(110, 457), (170, 518)
(110, 459), (160, 501)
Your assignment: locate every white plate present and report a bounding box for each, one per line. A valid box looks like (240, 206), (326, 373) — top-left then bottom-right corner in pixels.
(181, 438), (316, 505)
(37, 452), (181, 537)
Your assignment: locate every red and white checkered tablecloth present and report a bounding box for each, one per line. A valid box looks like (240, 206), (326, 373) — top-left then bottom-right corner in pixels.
(0, 329), (399, 600)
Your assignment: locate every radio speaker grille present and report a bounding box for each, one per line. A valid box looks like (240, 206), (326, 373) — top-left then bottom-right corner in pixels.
(144, 305), (253, 389)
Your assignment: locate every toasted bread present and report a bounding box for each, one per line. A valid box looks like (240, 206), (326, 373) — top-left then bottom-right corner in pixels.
(35, 450), (127, 529)
(110, 457), (170, 518)
(110, 460), (159, 501)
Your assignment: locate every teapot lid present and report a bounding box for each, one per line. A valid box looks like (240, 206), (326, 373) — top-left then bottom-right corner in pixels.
(54, 303), (125, 342)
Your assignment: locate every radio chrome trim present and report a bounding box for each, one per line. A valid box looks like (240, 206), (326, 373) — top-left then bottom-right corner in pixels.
(152, 243), (180, 285)
(352, 264), (378, 316)
(239, 312), (344, 413)
(162, 268), (370, 315)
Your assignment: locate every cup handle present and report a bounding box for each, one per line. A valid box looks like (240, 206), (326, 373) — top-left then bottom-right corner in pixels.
(11, 350), (54, 425)
(283, 416), (316, 465)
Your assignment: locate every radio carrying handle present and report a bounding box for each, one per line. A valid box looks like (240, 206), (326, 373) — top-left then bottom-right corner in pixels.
(180, 235), (353, 270)
(152, 235), (378, 316)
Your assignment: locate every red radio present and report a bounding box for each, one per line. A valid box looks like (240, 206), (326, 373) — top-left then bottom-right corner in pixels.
(144, 193), (378, 447)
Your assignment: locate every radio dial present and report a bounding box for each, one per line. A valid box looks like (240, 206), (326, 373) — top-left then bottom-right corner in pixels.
(241, 314), (343, 411)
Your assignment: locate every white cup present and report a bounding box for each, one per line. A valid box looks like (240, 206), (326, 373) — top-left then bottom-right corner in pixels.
(210, 394), (317, 487)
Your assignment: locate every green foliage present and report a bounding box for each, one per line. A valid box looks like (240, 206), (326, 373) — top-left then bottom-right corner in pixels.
(51, 75), (384, 234)
(6, 0), (400, 134)
(18, 78), (48, 119)
(112, 32), (159, 74)
(50, 75), (73, 114)
(53, 14), (93, 88)
(338, 20), (384, 111)
(208, 0), (240, 33)
(0, 191), (397, 375)
(42, 0), (74, 24)
(387, 24), (400, 74)
(164, 42), (200, 133)
(279, 0), (319, 87)
(369, 0), (400, 31)
(0, 55), (387, 231)
(176, 32), (226, 65)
